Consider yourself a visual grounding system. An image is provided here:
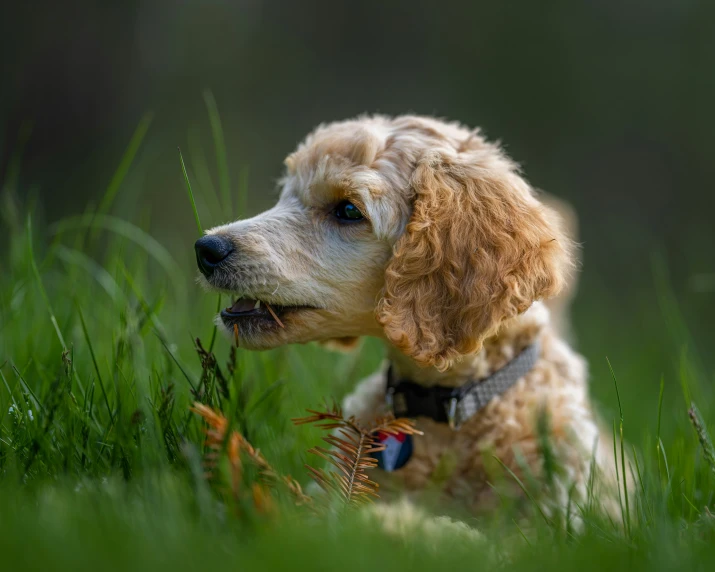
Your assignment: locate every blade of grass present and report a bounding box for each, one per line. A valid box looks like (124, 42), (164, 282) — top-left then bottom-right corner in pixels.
(203, 90), (231, 214)
(678, 348), (693, 411)
(688, 402), (715, 474)
(27, 215), (66, 349)
(96, 112), (153, 217)
(156, 334), (197, 392)
(512, 518), (532, 546)
(187, 126), (222, 217)
(492, 454), (551, 526)
(179, 146), (221, 351)
(208, 295), (222, 353)
(631, 445), (652, 525)
(658, 437), (671, 483)
(51, 214), (182, 281)
(656, 375), (665, 482)
(607, 357), (624, 420)
(586, 437), (599, 513)
(607, 357), (630, 537)
(681, 491), (701, 515)
(179, 147), (203, 235)
(237, 165), (249, 219)
(119, 264), (168, 341)
(612, 420), (624, 530)
(246, 379), (287, 416)
(11, 364), (44, 415)
(55, 245), (126, 305)
(76, 302), (114, 423)
(0, 368), (19, 409)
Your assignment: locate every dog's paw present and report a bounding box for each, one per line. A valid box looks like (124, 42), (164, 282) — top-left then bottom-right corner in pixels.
(360, 498), (483, 547)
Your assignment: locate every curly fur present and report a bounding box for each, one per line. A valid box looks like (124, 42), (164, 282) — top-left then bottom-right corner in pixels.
(199, 114), (620, 521)
(377, 143), (574, 370)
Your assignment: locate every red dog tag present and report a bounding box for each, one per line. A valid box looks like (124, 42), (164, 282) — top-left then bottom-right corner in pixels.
(371, 431), (413, 472)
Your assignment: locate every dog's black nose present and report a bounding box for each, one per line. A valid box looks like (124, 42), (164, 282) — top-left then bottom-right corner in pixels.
(195, 235), (234, 277)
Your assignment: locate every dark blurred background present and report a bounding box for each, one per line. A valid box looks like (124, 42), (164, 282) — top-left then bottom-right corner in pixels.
(2, 0), (714, 422)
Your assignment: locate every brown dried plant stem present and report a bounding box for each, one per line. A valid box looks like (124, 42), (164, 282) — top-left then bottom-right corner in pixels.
(264, 303), (285, 328)
(191, 403), (312, 507)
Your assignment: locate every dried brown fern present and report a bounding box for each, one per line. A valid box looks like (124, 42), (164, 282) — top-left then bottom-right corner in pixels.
(293, 404), (421, 506)
(192, 401), (421, 511)
(191, 402), (312, 506)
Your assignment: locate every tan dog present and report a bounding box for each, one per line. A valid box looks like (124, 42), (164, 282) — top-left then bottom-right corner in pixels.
(195, 115), (616, 518)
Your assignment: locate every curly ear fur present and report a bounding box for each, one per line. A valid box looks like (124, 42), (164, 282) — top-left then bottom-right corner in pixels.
(376, 147), (574, 370)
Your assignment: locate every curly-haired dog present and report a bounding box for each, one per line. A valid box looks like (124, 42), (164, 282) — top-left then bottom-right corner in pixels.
(195, 115), (617, 518)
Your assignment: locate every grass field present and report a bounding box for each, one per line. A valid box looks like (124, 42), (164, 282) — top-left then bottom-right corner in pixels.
(1, 111), (714, 570)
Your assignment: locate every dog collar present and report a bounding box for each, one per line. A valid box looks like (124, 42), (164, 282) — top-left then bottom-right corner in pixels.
(385, 341), (541, 430)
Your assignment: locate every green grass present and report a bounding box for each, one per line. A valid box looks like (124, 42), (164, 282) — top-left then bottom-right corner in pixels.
(1, 108), (715, 570)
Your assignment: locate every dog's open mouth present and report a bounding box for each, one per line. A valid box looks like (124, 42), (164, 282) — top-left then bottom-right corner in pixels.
(220, 298), (314, 328)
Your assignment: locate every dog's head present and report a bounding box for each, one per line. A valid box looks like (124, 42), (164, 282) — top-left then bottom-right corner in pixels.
(196, 115), (573, 370)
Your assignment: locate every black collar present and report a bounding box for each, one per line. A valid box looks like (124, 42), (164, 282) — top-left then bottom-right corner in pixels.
(385, 341), (541, 429)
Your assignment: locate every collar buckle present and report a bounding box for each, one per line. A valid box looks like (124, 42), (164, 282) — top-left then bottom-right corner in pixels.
(386, 386), (395, 410)
(447, 396), (459, 430)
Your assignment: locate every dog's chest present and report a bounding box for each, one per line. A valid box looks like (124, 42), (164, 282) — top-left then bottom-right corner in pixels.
(372, 417), (486, 496)
(371, 381), (595, 510)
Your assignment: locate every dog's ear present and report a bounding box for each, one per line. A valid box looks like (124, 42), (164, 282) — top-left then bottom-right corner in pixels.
(376, 147), (573, 370)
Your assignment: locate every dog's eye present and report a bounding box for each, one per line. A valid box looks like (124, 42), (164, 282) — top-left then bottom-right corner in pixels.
(333, 200), (364, 222)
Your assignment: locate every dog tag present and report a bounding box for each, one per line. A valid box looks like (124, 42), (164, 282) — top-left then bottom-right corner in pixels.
(372, 431), (413, 472)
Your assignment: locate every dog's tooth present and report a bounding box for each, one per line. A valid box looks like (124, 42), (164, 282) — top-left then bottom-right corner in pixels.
(254, 300), (261, 310)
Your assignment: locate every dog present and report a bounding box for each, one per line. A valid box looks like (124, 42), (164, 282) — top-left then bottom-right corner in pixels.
(195, 114), (618, 519)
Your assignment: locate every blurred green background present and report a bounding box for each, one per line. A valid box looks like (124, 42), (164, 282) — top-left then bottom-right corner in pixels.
(2, 0), (714, 430)
(2, 3), (715, 570)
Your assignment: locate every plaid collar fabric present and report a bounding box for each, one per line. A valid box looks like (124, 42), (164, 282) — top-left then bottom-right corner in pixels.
(386, 341), (541, 429)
